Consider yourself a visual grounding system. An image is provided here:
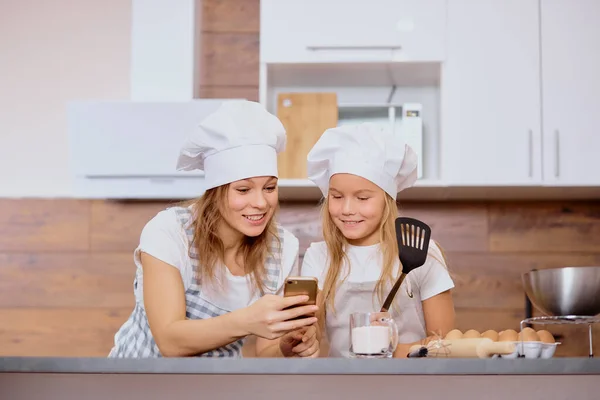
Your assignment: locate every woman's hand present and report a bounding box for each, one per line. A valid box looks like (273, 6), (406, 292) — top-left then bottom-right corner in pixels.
(279, 324), (320, 358)
(240, 294), (318, 340)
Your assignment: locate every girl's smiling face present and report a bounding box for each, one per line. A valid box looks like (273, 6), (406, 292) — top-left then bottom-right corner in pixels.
(327, 173), (386, 246)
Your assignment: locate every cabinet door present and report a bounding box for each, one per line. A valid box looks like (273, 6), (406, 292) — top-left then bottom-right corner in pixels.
(260, 0), (446, 63)
(541, 0), (600, 185)
(441, 0), (542, 185)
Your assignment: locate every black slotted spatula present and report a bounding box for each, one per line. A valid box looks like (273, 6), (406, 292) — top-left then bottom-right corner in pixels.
(380, 217), (432, 312)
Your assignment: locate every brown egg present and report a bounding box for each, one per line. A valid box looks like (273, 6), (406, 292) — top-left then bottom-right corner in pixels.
(481, 330), (499, 341)
(522, 327), (536, 335)
(445, 329), (463, 340)
(498, 329), (518, 342)
(519, 327), (540, 342)
(516, 327), (532, 337)
(537, 330), (556, 344)
(463, 329), (481, 339)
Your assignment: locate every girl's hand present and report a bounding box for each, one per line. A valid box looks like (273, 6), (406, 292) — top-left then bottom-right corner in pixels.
(241, 294), (318, 340)
(279, 324), (320, 358)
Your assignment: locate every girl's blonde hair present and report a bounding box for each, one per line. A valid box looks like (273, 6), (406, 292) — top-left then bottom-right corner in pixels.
(318, 192), (450, 319)
(320, 193), (399, 314)
(182, 184), (280, 295)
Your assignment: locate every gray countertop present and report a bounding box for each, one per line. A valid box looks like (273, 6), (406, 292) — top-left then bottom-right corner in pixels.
(1, 357), (600, 375)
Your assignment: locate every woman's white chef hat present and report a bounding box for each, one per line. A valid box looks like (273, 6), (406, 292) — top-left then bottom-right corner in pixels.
(306, 123), (418, 198)
(176, 100), (286, 190)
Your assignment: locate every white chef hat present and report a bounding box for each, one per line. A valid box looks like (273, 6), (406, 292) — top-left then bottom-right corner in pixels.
(307, 123), (418, 198)
(176, 100), (286, 189)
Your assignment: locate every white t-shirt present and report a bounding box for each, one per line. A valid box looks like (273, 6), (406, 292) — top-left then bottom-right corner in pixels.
(133, 207), (300, 312)
(301, 240), (454, 354)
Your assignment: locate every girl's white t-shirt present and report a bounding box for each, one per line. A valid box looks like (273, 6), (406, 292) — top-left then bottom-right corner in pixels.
(301, 240), (455, 349)
(133, 207), (300, 311)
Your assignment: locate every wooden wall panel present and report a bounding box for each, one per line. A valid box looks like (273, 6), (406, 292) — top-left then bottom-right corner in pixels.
(196, 0), (259, 101)
(199, 32), (259, 86)
(0, 199), (89, 252)
(278, 202), (322, 254)
(447, 252), (600, 309)
(197, 86), (259, 101)
(489, 202), (600, 252)
(1, 199), (600, 357)
(90, 200), (176, 252)
(0, 253), (135, 308)
(200, 0), (259, 33)
(455, 308), (525, 333)
(0, 308), (130, 357)
(277, 201), (491, 255)
(400, 202), (489, 252)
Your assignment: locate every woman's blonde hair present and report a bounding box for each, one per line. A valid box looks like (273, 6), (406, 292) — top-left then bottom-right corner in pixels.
(318, 193), (450, 320)
(182, 184), (280, 295)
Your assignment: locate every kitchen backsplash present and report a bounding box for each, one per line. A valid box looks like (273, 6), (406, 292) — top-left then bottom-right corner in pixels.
(0, 198), (598, 357)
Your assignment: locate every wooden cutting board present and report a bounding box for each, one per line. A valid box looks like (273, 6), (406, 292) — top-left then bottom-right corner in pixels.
(276, 92), (338, 179)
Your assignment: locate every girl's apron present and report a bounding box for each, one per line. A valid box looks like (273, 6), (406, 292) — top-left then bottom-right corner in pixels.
(325, 276), (419, 358)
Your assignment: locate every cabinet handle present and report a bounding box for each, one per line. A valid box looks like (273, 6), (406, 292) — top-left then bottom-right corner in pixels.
(554, 129), (560, 178)
(528, 129), (533, 178)
(306, 45), (402, 51)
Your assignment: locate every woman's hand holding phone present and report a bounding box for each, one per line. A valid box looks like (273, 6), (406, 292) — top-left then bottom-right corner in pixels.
(241, 294), (318, 340)
(277, 276), (321, 357)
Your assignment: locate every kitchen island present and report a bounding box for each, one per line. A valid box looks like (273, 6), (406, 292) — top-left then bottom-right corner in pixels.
(1, 357), (599, 399)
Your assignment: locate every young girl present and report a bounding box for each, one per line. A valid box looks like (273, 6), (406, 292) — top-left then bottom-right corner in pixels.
(109, 100), (320, 358)
(301, 123), (455, 358)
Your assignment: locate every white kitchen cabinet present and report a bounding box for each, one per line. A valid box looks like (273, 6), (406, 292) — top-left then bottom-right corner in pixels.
(260, 0), (447, 63)
(540, 0), (600, 186)
(441, 0), (542, 185)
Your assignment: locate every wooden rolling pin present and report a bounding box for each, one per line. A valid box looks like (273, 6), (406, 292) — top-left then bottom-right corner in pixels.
(409, 338), (516, 358)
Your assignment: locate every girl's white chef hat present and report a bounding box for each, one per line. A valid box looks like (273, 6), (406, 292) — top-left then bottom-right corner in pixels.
(307, 123), (418, 198)
(176, 100), (286, 190)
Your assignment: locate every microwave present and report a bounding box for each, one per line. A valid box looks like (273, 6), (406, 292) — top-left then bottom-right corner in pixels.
(337, 103), (423, 179)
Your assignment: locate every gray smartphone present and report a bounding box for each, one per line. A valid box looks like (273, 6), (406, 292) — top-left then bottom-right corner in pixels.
(283, 276), (318, 320)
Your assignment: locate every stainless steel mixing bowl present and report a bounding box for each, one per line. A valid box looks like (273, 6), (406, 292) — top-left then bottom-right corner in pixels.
(522, 266), (600, 316)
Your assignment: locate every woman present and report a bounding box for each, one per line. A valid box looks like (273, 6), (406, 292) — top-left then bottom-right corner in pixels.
(109, 100), (319, 358)
(300, 123), (455, 358)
